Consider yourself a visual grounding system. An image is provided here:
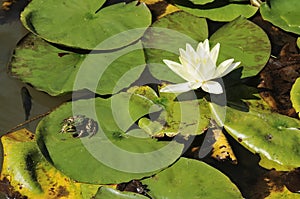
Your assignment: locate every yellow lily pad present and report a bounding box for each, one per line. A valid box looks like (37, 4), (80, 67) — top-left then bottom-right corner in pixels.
(0, 129), (100, 199)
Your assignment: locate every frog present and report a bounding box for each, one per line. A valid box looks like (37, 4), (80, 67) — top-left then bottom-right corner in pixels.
(60, 115), (98, 138)
(116, 180), (150, 197)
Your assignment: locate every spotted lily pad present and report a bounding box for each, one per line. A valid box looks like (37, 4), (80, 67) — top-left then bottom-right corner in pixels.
(0, 129), (100, 198)
(212, 96), (300, 171)
(21, 0), (151, 50)
(142, 11), (208, 83)
(260, 0), (300, 35)
(36, 92), (184, 184)
(210, 16), (271, 78)
(10, 34), (146, 96)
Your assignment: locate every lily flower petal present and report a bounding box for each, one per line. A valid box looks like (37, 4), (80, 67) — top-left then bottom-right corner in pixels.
(184, 44), (198, 63)
(196, 53), (215, 80)
(220, 61), (241, 77)
(186, 43), (197, 55)
(209, 43), (220, 64)
(203, 39), (210, 52)
(179, 48), (200, 74)
(160, 82), (202, 93)
(160, 39), (241, 94)
(197, 39), (210, 53)
(163, 59), (192, 81)
(215, 59), (240, 78)
(201, 81), (223, 94)
(213, 58), (234, 76)
(196, 41), (209, 60)
(178, 56), (202, 81)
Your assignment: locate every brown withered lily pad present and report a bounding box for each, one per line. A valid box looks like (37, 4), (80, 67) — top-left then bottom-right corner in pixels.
(259, 44), (300, 117)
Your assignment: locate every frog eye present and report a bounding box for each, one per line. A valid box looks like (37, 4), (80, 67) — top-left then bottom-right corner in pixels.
(265, 134), (273, 141)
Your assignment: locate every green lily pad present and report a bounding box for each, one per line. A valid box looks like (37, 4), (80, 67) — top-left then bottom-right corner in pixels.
(138, 98), (211, 137)
(94, 187), (148, 199)
(212, 97), (300, 171)
(210, 16), (270, 78)
(142, 158), (243, 198)
(229, 0), (249, 2)
(174, 1), (258, 22)
(10, 34), (146, 96)
(128, 86), (211, 137)
(21, 0), (151, 50)
(291, 78), (300, 117)
(189, 0), (215, 5)
(36, 92), (184, 184)
(260, 0), (300, 35)
(142, 11), (208, 83)
(127, 86), (159, 102)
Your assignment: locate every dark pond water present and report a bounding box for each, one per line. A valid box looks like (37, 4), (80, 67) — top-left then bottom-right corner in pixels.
(0, 1), (70, 135)
(0, 1), (71, 173)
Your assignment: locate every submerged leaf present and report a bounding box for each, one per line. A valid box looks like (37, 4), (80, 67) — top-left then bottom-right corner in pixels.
(210, 128), (237, 164)
(266, 187), (300, 199)
(251, 170), (300, 199)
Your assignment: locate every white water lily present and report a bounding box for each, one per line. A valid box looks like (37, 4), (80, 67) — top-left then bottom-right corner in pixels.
(160, 39), (241, 94)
